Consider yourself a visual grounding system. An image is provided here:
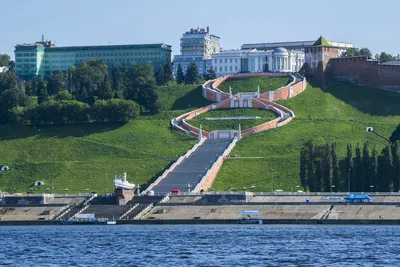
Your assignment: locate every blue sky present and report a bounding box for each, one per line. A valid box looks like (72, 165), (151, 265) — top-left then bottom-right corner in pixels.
(2, 0), (399, 58)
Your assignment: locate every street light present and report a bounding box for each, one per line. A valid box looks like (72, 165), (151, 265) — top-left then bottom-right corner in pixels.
(370, 185), (374, 192)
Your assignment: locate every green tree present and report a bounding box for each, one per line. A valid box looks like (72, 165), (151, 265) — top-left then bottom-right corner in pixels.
(370, 146), (378, 192)
(381, 145), (394, 191)
(163, 62), (173, 84)
(54, 90), (74, 101)
(0, 86), (27, 112)
(185, 62), (199, 85)
(299, 147), (308, 191)
(0, 72), (18, 94)
(361, 142), (370, 192)
(0, 54), (10, 67)
(36, 76), (49, 104)
(176, 64), (185, 84)
(47, 70), (65, 95)
(359, 48), (372, 58)
(322, 144), (331, 192)
(205, 67), (217, 80)
(306, 140), (316, 191)
(331, 142), (340, 192)
(379, 52), (393, 63)
(346, 144), (354, 192)
(98, 75), (113, 100)
(314, 160), (323, 192)
(390, 124), (400, 143)
(354, 143), (362, 191)
(155, 66), (165, 86)
(392, 142), (400, 192)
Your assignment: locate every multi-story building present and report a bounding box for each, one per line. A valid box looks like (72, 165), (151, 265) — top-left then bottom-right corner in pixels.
(211, 48), (304, 77)
(173, 27), (221, 77)
(14, 37), (172, 79)
(241, 38), (353, 56)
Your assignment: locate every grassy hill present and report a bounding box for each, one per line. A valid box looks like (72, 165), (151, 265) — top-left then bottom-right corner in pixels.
(188, 109), (277, 132)
(218, 76), (289, 94)
(212, 82), (400, 192)
(0, 83), (210, 194)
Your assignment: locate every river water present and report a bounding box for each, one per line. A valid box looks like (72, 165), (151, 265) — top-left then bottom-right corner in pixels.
(0, 225), (399, 266)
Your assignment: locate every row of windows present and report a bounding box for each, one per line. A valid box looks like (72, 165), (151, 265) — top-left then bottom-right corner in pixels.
(15, 53), (36, 57)
(214, 58), (239, 64)
(16, 58), (36, 63)
(217, 66), (239, 72)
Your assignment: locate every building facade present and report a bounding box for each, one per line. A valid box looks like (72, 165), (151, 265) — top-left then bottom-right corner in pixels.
(242, 38), (353, 56)
(173, 27), (221, 77)
(211, 48), (304, 77)
(14, 38), (172, 79)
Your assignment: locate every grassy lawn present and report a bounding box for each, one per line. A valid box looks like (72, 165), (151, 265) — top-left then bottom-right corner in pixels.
(212, 82), (400, 192)
(218, 77), (290, 94)
(0, 83), (210, 194)
(187, 109), (277, 131)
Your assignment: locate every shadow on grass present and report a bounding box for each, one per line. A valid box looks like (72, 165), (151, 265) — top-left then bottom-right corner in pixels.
(318, 81), (400, 117)
(171, 85), (214, 110)
(0, 122), (125, 141)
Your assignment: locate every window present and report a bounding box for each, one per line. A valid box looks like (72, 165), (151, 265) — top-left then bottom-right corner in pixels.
(230, 66), (232, 71)
(225, 59), (227, 63)
(225, 66), (227, 71)
(235, 59), (237, 63)
(219, 67), (222, 72)
(219, 59), (222, 63)
(230, 59), (232, 63)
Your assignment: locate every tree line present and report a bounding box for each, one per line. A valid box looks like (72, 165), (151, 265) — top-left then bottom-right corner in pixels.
(300, 140), (400, 192)
(342, 47), (400, 63)
(176, 62), (216, 85)
(0, 58), (176, 125)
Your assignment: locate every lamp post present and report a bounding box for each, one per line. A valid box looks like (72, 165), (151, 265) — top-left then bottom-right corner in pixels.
(347, 168), (351, 193)
(331, 185), (336, 194)
(51, 173), (54, 195)
(370, 185), (374, 192)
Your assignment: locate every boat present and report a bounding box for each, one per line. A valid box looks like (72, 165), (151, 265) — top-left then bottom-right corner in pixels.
(236, 210), (263, 224)
(107, 215), (117, 225)
(113, 173), (135, 190)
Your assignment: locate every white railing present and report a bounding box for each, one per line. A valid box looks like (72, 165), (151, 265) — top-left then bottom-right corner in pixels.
(133, 203), (154, 220)
(119, 203), (139, 220)
(70, 205), (89, 219)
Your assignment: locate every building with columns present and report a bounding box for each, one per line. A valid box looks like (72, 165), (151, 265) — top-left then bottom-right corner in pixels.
(211, 48), (304, 77)
(173, 27), (221, 77)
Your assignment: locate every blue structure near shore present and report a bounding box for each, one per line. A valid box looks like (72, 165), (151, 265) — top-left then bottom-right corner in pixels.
(344, 194), (372, 203)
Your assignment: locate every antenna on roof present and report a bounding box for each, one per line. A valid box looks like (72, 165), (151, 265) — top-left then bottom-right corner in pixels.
(41, 34), (45, 42)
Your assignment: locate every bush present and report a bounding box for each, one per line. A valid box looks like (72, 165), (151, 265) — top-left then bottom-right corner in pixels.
(91, 99), (140, 123)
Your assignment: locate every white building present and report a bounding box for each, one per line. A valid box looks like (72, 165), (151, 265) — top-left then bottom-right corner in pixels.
(211, 48), (304, 77)
(0, 66), (8, 73)
(173, 27), (221, 77)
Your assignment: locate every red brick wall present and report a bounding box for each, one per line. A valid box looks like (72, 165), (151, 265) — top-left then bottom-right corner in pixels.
(328, 56), (400, 87)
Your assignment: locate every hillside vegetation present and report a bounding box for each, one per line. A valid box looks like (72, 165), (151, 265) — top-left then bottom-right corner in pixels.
(218, 76), (290, 94)
(213, 82), (400, 192)
(0, 83), (209, 194)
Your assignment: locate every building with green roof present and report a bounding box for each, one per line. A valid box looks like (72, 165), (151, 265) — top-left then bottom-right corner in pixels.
(14, 37), (172, 79)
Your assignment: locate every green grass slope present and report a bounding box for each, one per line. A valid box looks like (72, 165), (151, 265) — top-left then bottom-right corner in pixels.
(188, 109), (277, 132)
(218, 77), (290, 94)
(213, 82), (400, 192)
(0, 83), (210, 194)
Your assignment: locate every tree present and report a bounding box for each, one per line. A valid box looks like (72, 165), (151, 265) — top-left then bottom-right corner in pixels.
(354, 143), (362, 192)
(331, 143), (340, 192)
(299, 147), (308, 191)
(0, 72), (18, 94)
(379, 52), (393, 63)
(392, 142), (400, 192)
(98, 75), (113, 100)
(314, 160), (323, 192)
(36, 76), (49, 104)
(163, 62), (173, 84)
(359, 48), (372, 58)
(381, 145), (394, 191)
(390, 124), (400, 143)
(370, 146), (378, 192)
(47, 70), (65, 95)
(0, 54), (10, 67)
(54, 90), (74, 101)
(306, 140), (316, 192)
(361, 142), (370, 192)
(346, 144), (354, 191)
(322, 144), (331, 192)
(155, 66), (165, 86)
(176, 64), (185, 84)
(185, 62), (199, 85)
(205, 67), (217, 80)
(0, 86), (27, 112)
